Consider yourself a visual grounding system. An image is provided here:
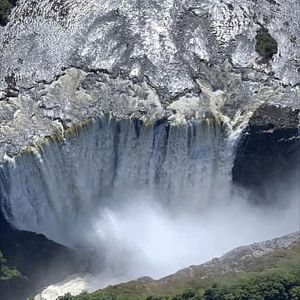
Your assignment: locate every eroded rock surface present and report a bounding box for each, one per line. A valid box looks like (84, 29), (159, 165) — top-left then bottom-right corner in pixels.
(1, 0), (300, 88)
(0, 0), (299, 161)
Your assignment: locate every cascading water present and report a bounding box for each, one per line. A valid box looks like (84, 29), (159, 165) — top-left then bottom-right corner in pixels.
(0, 115), (298, 298)
(0, 116), (227, 244)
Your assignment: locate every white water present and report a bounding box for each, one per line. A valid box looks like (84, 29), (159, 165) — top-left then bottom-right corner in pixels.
(0, 117), (227, 244)
(34, 275), (99, 300)
(0, 116), (298, 299)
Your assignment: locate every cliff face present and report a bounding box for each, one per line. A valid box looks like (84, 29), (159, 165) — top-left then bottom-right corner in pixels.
(1, 0), (299, 89)
(0, 0), (299, 161)
(232, 104), (300, 203)
(0, 211), (85, 300)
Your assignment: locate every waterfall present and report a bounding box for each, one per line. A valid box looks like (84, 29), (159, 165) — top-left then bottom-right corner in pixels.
(1, 114), (299, 298)
(0, 116), (230, 245)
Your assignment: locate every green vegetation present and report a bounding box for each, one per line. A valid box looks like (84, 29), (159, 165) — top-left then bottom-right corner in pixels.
(0, 0), (16, 26)
(255, 28), (278, 62)
(57, 292), (116, 300)
(57, 266), (300, 300)
(204, 269), (300, 300)
(56, 244), (300, 300)
(0, 250), (21, 280)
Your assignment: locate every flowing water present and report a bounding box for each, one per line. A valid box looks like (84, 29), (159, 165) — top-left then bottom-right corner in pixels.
(0, 116), (298, 299)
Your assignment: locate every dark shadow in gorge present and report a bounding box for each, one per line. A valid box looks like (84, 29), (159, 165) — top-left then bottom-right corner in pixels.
(232, 104), (300, 205)
(0, 209), (89, 300)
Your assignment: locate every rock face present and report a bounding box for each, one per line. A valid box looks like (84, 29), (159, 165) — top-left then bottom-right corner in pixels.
(0, 211), (84, 300)
(1, 0), (300, 89)
(0, 0), (299, 161)
(232, 104), (300, 203)
(0, 1), (299, 297)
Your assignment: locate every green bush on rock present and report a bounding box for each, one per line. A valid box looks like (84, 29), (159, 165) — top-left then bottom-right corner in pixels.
(58, 292), (118, 300)
(204, 269), (300, 300)
(0, 0), (16, 26)
(255, 28), (278, 63)
(0, 250), (21, 280)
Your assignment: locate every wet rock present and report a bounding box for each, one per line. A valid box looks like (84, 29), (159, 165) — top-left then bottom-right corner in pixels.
(0, 211), (85, 300)
(232, 104), (300, 203)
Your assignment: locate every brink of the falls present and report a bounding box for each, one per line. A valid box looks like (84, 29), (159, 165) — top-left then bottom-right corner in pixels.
(0, 116), (227, 245)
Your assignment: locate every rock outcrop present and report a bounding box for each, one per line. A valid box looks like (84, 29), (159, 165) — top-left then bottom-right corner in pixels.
(0, 0), (299, 161)
(232, 104), (300, 203)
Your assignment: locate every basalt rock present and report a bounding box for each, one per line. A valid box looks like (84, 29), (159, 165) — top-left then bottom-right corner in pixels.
(0, 211), (85, 300)
(232, 104), (300, 203)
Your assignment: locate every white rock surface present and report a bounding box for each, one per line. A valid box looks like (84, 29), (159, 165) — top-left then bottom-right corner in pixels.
(0, 0), (299, 160)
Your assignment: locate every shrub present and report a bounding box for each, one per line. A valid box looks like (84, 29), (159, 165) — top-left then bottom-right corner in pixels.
(289, 286), (300, 300)
(255, 28), (278, 62)
(0, 250), (21, 280)
(146, 296), (168, 300)
(203, 270), (300, 300)
(0, 0), (17, 26)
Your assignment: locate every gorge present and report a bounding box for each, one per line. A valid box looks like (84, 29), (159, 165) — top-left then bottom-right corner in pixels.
(0, 111), (299, 300)
(0, 0), (299, 299)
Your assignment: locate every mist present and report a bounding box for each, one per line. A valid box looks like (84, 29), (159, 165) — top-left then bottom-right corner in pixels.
(83, 180), (299, 285)
(36, 182), (299, 300)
